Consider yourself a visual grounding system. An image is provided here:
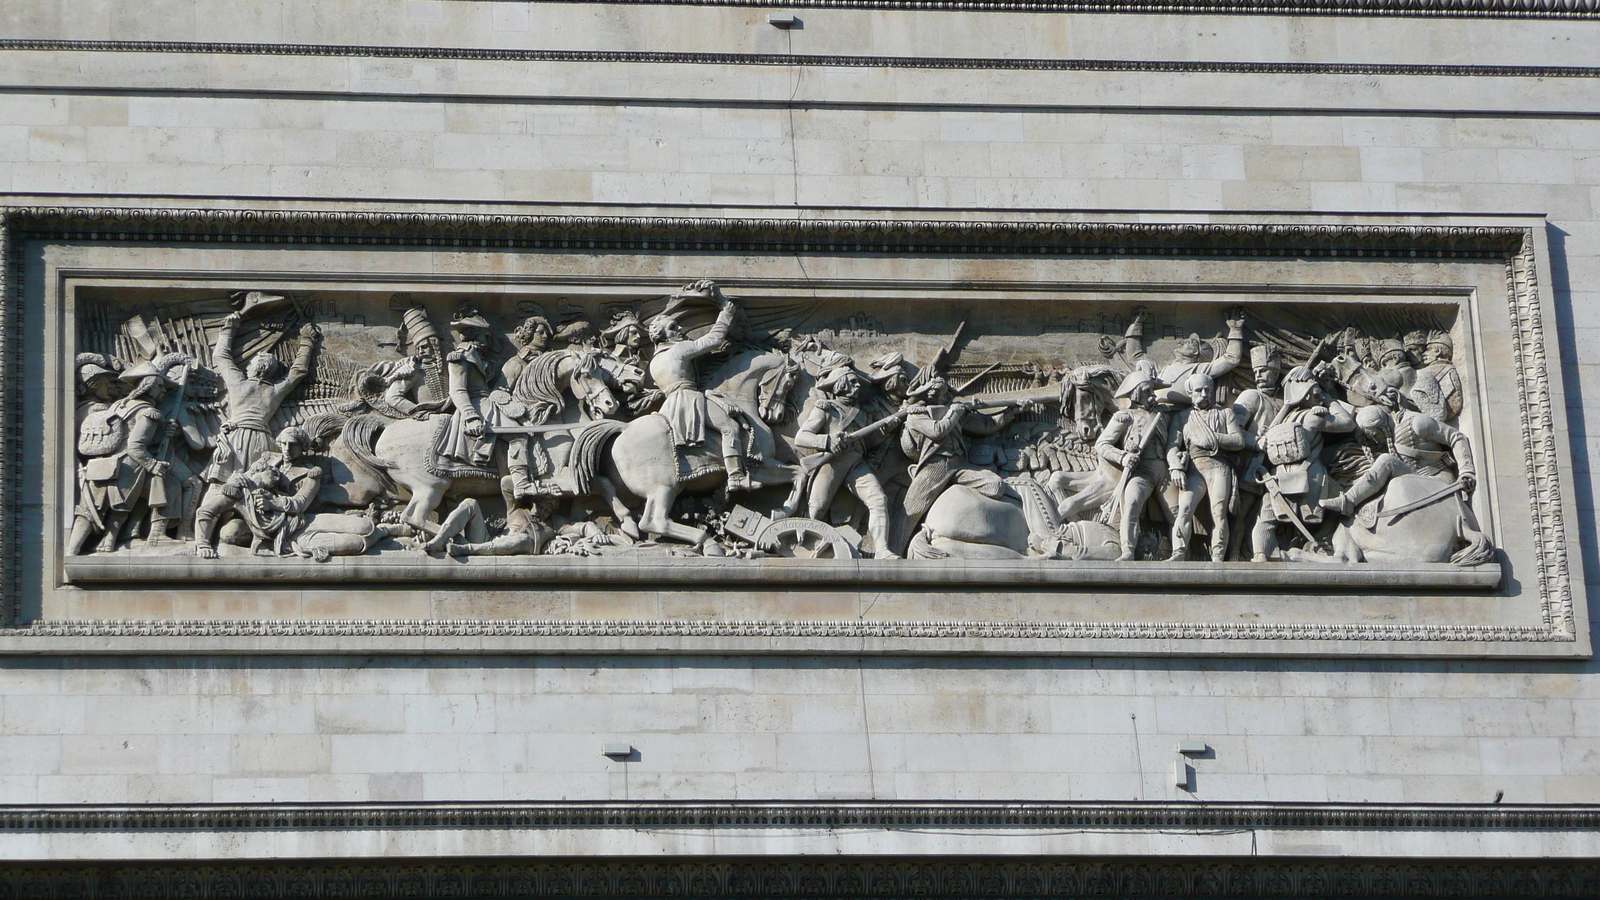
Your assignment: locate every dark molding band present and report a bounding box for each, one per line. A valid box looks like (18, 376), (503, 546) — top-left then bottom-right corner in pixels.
(463, 0), (1600, 18)
(1, 854), (1598, 900)
(3, 800), (1599, 832)
(1, 39), (1596, 79)
(0, 207), (1527, 258)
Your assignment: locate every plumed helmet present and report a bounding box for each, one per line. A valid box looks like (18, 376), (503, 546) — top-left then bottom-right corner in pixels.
(1377, 338), (1407, 364)
(904, 363), (947, 398)
(1427, 331), (1453, 354)
(601, 310), (643, 340)
(1280, 365), (1320, 408)
(118, 362), (172, 385)
(867, 351), (908, 382)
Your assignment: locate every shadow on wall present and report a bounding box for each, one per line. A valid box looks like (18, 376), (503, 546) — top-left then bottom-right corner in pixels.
(1545, 222), (1597, 653)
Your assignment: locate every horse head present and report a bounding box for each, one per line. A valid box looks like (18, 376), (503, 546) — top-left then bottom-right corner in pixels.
(1061, 364), (1121, 441)
(757, 353), (803, 425)
(566, 349), (622, 420)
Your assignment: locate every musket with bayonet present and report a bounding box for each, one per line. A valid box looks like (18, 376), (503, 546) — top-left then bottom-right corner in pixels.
(778, 406), (925, 517)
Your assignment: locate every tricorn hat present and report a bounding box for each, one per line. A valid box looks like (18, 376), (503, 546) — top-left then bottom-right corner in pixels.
(816, 364), (861, 394)
(118, 362), (172, 385)
(449, 312), (493, 332)
(1113, 365), (1165, 400)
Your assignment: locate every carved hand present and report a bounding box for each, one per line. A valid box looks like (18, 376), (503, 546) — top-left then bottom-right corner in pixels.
(147, 460), (170, 477)
(1461, 473), (1477, 497)
(464, 417), (485, 439)
(222, 312), (242, 330)
(1225, 306), (1247, 332)
(300, 323), (321, 341)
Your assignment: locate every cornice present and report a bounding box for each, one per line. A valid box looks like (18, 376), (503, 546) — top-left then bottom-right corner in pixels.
(1, 855), (1597, 899)
(462, 0), (1600, 18)
(1, 39), (1597, 77)
(3, 800), (1599, 832)
(0, 207), (1528, 258)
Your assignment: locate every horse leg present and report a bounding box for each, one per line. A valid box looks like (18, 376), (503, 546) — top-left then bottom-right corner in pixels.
(402, 479), (449, 535)
(595, 476), (641, 539)
(638, 486), (706, 545)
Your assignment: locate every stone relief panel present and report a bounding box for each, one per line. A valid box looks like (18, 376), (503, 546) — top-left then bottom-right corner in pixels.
(63, 280), (1492, 573)
(3, 213), (1577, 655)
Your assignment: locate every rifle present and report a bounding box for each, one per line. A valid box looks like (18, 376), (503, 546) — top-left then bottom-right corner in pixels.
(1101, 405), (1169, 527)
(778, 407), (919, 517)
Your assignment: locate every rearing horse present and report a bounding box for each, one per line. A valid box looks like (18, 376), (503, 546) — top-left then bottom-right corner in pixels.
(337, 348), (621, 533)
(571, 346), (802, 546)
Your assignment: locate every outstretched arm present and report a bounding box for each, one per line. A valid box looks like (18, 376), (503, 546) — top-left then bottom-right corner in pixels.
(213, 314), (244, 385)
(683, 300), (737, 359)
(1205, 307), (1248, 379)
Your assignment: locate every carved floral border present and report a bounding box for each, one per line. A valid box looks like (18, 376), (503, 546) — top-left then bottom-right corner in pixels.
(0, 208), (1576, 647)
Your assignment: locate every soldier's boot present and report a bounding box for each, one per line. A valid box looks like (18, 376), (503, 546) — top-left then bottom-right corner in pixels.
(871, 525), (900, 560)
(1318, 492), (1355, 517)
(1168, 523), (1192, 562)
(96, 512), (128, 554)
(67, 516), (95, 557)
(508, 464), (540, 500)
(724, 457), (754, 492)
(148, 515), (176, 544)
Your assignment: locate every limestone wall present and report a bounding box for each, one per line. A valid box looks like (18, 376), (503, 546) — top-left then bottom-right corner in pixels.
(2, 0), (1599, 862)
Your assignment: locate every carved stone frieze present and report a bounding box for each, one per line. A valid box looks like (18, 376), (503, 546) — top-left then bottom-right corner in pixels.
(0, 209), (1580, 652)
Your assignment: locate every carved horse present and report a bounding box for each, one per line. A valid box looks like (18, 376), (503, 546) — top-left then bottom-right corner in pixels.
(1288, 473), (1494, 566)
(571, 347), (802, 546)
(332, 348), (621, 533)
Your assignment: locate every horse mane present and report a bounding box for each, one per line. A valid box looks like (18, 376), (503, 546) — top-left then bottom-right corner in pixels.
(513, 350), (569, 424)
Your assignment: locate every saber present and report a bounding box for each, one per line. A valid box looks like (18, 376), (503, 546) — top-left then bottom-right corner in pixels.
(488, 421), (600, 436)
(1376, 479), (1468, 520)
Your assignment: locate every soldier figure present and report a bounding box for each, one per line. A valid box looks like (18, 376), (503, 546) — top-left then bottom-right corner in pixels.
(422, 481), (553, 558)
(435, 311), (500, 471)
(1119, 307), (1248, 401)
(792, 364), (899, 559)
(1166, 372), (1246, 561)
(1421, 331), (1464, 422)
(1230, 344), (1283, 558)
(1096, 368), (1173, 561)
(68, 363), (179, 555)
(1375, 338), (1418, 395)
(646, 281), (754, 490)
(1319, 390), (1476, 518)
(203, 314), (319, 483)
(1248, 365), (1356, 561)
(490, 314), (560, 499)
(896, 366), (1027, 555)
(194, 314), (319, 555)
